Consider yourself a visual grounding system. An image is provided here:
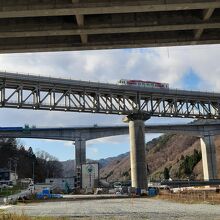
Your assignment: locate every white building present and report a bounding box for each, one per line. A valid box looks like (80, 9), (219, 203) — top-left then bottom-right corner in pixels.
(81, 163), (99, 189)
(45, 177), (75, 191)
(0, 168), (18, 185)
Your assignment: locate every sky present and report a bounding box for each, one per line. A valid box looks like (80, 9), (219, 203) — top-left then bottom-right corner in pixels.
(0, 45), (220, 161)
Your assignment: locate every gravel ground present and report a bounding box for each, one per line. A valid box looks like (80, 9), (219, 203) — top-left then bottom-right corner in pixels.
(2, 198), (220, 220)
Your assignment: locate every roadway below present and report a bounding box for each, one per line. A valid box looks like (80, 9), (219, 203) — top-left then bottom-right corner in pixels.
(2, 198), (220, 220)
(160, 180), (220, 187)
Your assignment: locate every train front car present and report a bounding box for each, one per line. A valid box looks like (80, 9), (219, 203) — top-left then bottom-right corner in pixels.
(118, 79), (128, 85)
(0, 127), (23, 131)
(118, 79), (169, 89)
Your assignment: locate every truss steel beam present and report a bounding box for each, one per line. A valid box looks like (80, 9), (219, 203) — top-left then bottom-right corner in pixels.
(0, 71), (220, 119)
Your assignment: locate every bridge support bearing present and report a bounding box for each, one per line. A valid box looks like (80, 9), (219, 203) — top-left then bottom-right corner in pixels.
(200, 135), (217, 180)
(200, 135), (217, 181)
(74, 139), (86, 189)
(123, 113), (150, 194)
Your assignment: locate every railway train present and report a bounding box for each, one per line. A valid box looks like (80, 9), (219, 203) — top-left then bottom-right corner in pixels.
(118, 79), (169, 89)
(0, 125), (32, 132)
(0, 127), (23, 131)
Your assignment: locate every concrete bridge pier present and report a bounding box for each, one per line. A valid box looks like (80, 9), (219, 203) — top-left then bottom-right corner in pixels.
(74, 138), (86, 168)
(200, 135), (217, 180)
(74, 138), (86, 189)
(123, 113), (150, 194)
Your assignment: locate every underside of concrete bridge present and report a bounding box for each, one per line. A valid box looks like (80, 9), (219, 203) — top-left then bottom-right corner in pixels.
(0, 0), (219, 53)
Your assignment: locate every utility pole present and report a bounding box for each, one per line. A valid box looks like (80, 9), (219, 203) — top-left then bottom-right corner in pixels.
(14, 160), (17, 182)
(32, 161), (35, 183)
(8, 158), (12, 171)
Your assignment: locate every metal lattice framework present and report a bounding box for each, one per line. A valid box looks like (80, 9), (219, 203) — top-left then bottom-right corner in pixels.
(1, 71), (220, 119)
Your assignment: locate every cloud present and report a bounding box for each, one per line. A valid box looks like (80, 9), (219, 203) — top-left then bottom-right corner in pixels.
(87, 133), (162, 148)
(88, 147), (99, 157)
(88, 135), (129, 146)
(160, 45), (220, 90)
(64, 141), (74, 147)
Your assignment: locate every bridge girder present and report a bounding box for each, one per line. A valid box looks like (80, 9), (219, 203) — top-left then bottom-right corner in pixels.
(0, 122), (220, 141)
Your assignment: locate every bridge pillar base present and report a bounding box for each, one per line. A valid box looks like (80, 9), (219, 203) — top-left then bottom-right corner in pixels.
(123, 113), (150, 192)
(200, 135), (217, 180)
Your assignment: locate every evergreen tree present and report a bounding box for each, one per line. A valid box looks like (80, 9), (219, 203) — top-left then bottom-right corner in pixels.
(0, 138), (63, 182)
(179, 149), (202, 178)
(163, 167), (170, 180)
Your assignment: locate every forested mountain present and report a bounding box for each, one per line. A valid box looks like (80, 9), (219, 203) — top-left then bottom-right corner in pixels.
(0, 138), (63, 183)
(100, 134), (220, 182)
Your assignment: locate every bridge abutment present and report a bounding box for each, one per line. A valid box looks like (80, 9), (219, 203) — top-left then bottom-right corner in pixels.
(200, 135), (217, 180)
(123, 113), (150, 194)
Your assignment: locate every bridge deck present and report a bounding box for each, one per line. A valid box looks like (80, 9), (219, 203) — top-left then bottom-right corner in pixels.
(1, 71), (220, 98)
(0, 0), (219, 53)
(0, 122), (220, 141)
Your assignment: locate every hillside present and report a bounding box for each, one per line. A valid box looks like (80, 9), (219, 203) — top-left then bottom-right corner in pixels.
(61, 153), (129, 177)
(100, 134), (220, 182)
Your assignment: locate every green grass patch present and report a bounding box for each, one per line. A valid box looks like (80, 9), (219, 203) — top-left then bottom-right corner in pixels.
(0, 214), (68, 220)
(0, 186), (23, 197)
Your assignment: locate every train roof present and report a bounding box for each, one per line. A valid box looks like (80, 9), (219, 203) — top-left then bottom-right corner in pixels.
(120, 79), (168, 85)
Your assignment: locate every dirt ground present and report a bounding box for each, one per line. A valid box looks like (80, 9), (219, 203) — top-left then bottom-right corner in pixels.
(1, 197), (220, 220)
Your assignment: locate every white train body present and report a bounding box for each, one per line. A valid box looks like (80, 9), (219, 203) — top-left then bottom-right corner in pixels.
(118, 79), (169, 89)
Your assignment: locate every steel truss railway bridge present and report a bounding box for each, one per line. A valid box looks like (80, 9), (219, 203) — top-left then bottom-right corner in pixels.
(1, 71), (220, 119)
(0, 0), (219, 53)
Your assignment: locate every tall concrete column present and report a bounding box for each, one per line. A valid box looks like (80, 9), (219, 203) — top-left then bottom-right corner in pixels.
(200, 135), (217, 180)
(74, 138), (86, 168)
(123, 113), (150, 192)
(73, 138), (86, 189)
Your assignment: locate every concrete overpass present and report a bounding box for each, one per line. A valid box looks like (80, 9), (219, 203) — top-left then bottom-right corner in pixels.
(0, 121), (219, 184)
(0, 0), (219, 53)
(1, 122), (220, 141)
